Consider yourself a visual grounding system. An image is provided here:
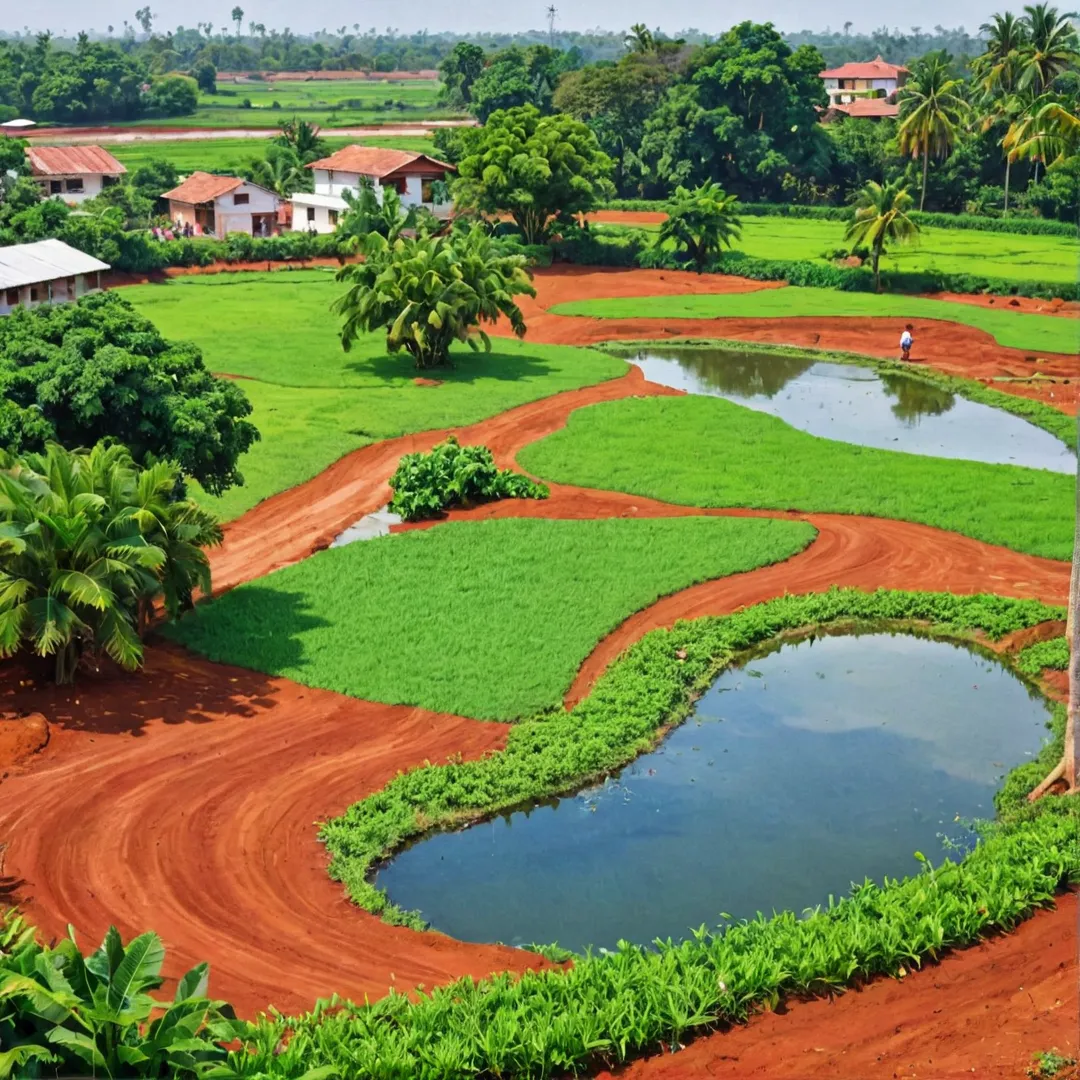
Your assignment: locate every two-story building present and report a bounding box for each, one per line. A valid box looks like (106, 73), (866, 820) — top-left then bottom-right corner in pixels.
(819, 56), (909, 119)
(290, 147), (454, 234)
(0, 239), (110, 315)
(160, 172), (281, 237)
(27, 145), (126, 204)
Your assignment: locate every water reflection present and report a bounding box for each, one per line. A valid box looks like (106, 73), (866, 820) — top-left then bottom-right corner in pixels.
(627, 347), (1074, 473)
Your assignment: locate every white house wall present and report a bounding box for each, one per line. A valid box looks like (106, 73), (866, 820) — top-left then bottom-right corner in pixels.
(0, 273), (100, 315)
(42, 173), (106, 204)
(290, 203), (338, 234)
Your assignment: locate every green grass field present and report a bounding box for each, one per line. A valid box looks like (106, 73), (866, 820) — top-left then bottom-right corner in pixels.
(118, 77), (461, 128)
(593, 215), (1080, 285)
(123, 272), (627, 520)
(108, 134), (437, 173)
(168, 516), (815, 719)
(518, 395), (1073, 559)
(553, 288), (1080, 354)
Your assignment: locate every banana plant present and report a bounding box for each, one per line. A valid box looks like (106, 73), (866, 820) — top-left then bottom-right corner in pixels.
(0, 924), (238, 1078)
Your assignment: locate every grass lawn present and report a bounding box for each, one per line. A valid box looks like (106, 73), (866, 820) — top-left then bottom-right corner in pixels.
(517, 396), (1073, 560)
(115, 77), (462, 128)
(108, 134), (437, 174)
(168, 516), (816, 720)
(123, 272), (627, 520)
(553, 288), (1080, 354)
(592, 216), (1080, 285)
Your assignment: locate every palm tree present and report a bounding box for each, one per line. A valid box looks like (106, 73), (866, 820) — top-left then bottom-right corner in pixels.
(334, 226), (536, 369)
(273, 118), (329, 165)
(657, 181), (742, 273)
(897, 52), (969, 210)
(977, 11), (1030, 90)
(1004, 92), (1078, 179)
(845, 180), (920, 292)
(0, 443), (221, 683)
(248, 145), (309, 197)
(624, 23), (655, 54)
(1018, 3), (1079, 93)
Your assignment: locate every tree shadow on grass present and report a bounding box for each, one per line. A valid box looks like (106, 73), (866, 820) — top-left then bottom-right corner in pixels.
(343, 349), (562, 386)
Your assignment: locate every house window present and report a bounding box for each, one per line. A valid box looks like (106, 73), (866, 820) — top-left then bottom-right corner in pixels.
(66, 177), (84, 193)
(49, 180), (62, 194)
(103, 175), (119, 188)
(328, 209), (339, 227)
(4, 288), (17, 306)
(421, 179), (436, 203)
(306, 206), (316, 223)
(66, 277), (77, 296)
(233, 192), (250, 205)
(29, 286), (39, 303)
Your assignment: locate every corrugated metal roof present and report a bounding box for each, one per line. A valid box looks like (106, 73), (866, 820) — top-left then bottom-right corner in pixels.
(1, 118), (36, 128)
(161, 171), (245, 204)
(0, 239), (110, 290)
(820, 56), (910, 79)
(305, 146), (454, 178)
(26, 144), (126, 176)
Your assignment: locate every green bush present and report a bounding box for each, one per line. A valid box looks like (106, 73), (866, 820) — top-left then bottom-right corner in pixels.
(389, 436), (549, 521)
(1017, 637), (1070, 676)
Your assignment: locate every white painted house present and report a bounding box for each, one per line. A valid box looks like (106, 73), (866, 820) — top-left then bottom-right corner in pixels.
(819, 56), (909, 107)
(161, 172), (281, 238)
(26, 144), (126, 204)
(290, 147), (454, 234)
(0, 239), (110, 315)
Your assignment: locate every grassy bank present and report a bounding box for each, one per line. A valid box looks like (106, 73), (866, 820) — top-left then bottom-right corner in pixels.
(124, 272), (626, 519)
(518, 394), (1073, 559)
(168, 516), (816, 719)
(553, 288), (1079, 354)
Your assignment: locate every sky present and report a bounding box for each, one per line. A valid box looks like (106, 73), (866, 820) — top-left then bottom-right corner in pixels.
(13, 0), (995, 39)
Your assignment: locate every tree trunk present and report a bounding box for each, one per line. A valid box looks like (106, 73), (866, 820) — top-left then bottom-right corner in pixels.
(920, 147), (929, 212)
(872, 244), (881, 293)
(1029, 416), (1080, 799)
(1003, 156), (1011, 214)
(54, 641), (79, 685)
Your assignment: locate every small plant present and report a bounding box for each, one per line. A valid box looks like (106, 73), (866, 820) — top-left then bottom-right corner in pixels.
(389, 436), (548, 521)
(1029, 1049), (1078, 1079)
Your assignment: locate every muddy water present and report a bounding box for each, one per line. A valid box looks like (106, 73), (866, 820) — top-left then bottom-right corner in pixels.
(378, 633), (1052, 952)
(626, 347), (1075, 473)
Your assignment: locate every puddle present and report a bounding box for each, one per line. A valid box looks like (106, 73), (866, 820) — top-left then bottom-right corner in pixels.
(377, 633), (1051, 951)
(331, 506), (402, 547)
(627, 347), (1074, 473)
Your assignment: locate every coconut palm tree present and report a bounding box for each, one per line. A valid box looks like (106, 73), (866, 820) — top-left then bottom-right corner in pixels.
(977, 10), (1031, 90)
(845, 180), (920, 292)
(1018, 2), (1080, 93)
(897, 52), (970, 210)
(1004, 91), (1078, 179)
(273, 118), (329, 164)
(248, 145), (309, 197)
(334, 226), (535, 368)
(0, 443), (221, 683)
(624, 23), (655, 54)
(656, 181), (742, 273)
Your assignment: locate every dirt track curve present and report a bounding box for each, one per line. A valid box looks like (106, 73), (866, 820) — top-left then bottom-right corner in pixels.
(1, 269), (1078, 1073)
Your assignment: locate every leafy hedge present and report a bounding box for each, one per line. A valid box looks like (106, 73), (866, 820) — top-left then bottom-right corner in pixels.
(554, 231), (1080, 299)
(109, 231), (349, 274)
(1017, 636), (1070, 676)
(389, 437), (549, 521)
(602, 199), (1079, 238)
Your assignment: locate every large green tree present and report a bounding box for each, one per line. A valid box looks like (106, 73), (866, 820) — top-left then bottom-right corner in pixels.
(453, 105), (615, 244)
(334, 226), (536, 369)
(438, 41), (486, 107)
(0, 292), (258, 495)
(0, 442), (222, 683)
(1018, 2), (1079, 92)
(845, 180), (920, 292)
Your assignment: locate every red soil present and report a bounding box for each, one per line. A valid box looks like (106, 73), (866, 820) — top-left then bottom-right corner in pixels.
(0, 712), (48, 773)
(511, 266), (1080, 414)
(929, 291), (1080, 317)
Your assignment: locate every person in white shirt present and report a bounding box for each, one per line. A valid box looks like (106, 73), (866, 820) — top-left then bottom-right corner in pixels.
(900, 324), (914, 361)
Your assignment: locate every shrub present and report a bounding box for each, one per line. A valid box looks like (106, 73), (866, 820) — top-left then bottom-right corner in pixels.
(388, 436), (548, 521)
(1017, 637), (1070, 676)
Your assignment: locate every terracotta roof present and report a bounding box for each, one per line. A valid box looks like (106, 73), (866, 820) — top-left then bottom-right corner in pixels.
(827, 98), (901, 118)
(305, 146), (455, 177)
(819, 55), (910, 79)
(26, 144), (126, 176)
(161, 171), (246, 204)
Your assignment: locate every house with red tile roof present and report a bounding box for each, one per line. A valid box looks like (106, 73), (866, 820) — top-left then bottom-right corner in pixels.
(819, 55), (909, 112)
(291, 147), (455, 233)
(821, 98), (901, 122)
(160, 172), (281, 238)
(26, 144), (126, 204)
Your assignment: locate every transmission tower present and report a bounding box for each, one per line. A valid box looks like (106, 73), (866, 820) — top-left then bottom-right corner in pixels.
(546, 5), (557, 47)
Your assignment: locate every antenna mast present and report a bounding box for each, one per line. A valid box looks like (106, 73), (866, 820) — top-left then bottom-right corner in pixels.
(546, 4), (557, 47)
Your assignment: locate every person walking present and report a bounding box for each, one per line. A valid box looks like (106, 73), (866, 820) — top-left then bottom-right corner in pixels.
(900, 324), (914, 361)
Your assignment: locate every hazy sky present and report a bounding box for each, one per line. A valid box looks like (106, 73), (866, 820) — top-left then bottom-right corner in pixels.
(16, 0), (994, 39)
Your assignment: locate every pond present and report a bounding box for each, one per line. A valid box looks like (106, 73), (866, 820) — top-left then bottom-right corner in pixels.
(625, 347), (1075, 474)
(376, 633), (1052, 952)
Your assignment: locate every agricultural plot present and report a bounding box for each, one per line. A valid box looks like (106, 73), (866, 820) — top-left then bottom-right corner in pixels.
(168, 516), (815, 719)
(554, 288), (1080, 354)
(592, 215), (1080, 285)
(517, 394), (1074, 559)
(124, 272), (626, 519)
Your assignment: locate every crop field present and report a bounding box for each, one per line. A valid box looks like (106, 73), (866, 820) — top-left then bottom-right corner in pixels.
(120, 76), (461, 128)
(592, 215), (1080, 284)
(517, 394), (1074, 559)
(167, 516), (815, 719)
(554, 288), (1080, 354)
(124, 272), (626, 519)
(107, 134), (437, 173)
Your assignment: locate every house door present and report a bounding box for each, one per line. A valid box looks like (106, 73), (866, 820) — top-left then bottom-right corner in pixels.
(196, 204), (216, 236)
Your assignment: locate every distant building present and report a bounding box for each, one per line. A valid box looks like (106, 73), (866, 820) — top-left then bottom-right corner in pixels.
(821, 98), (901, 122)
(0, 239), (110, 315)
(26, 145), (126, 204)
(290, 147), (454, 234)
(0, 118), (36, 131)
(160, 172), (281, 237)
(819, 56), (909, 110)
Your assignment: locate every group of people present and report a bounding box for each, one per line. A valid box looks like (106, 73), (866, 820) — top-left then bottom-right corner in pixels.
(149, 221), (197, 241)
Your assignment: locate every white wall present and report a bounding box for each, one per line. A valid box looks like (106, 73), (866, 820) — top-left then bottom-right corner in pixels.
(40, 173), (108, 204)
(312, 168), (367, 198)
(214, 181), (280, 237)
(0, 273), (100, 315)
(289, 202), (340, 234)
